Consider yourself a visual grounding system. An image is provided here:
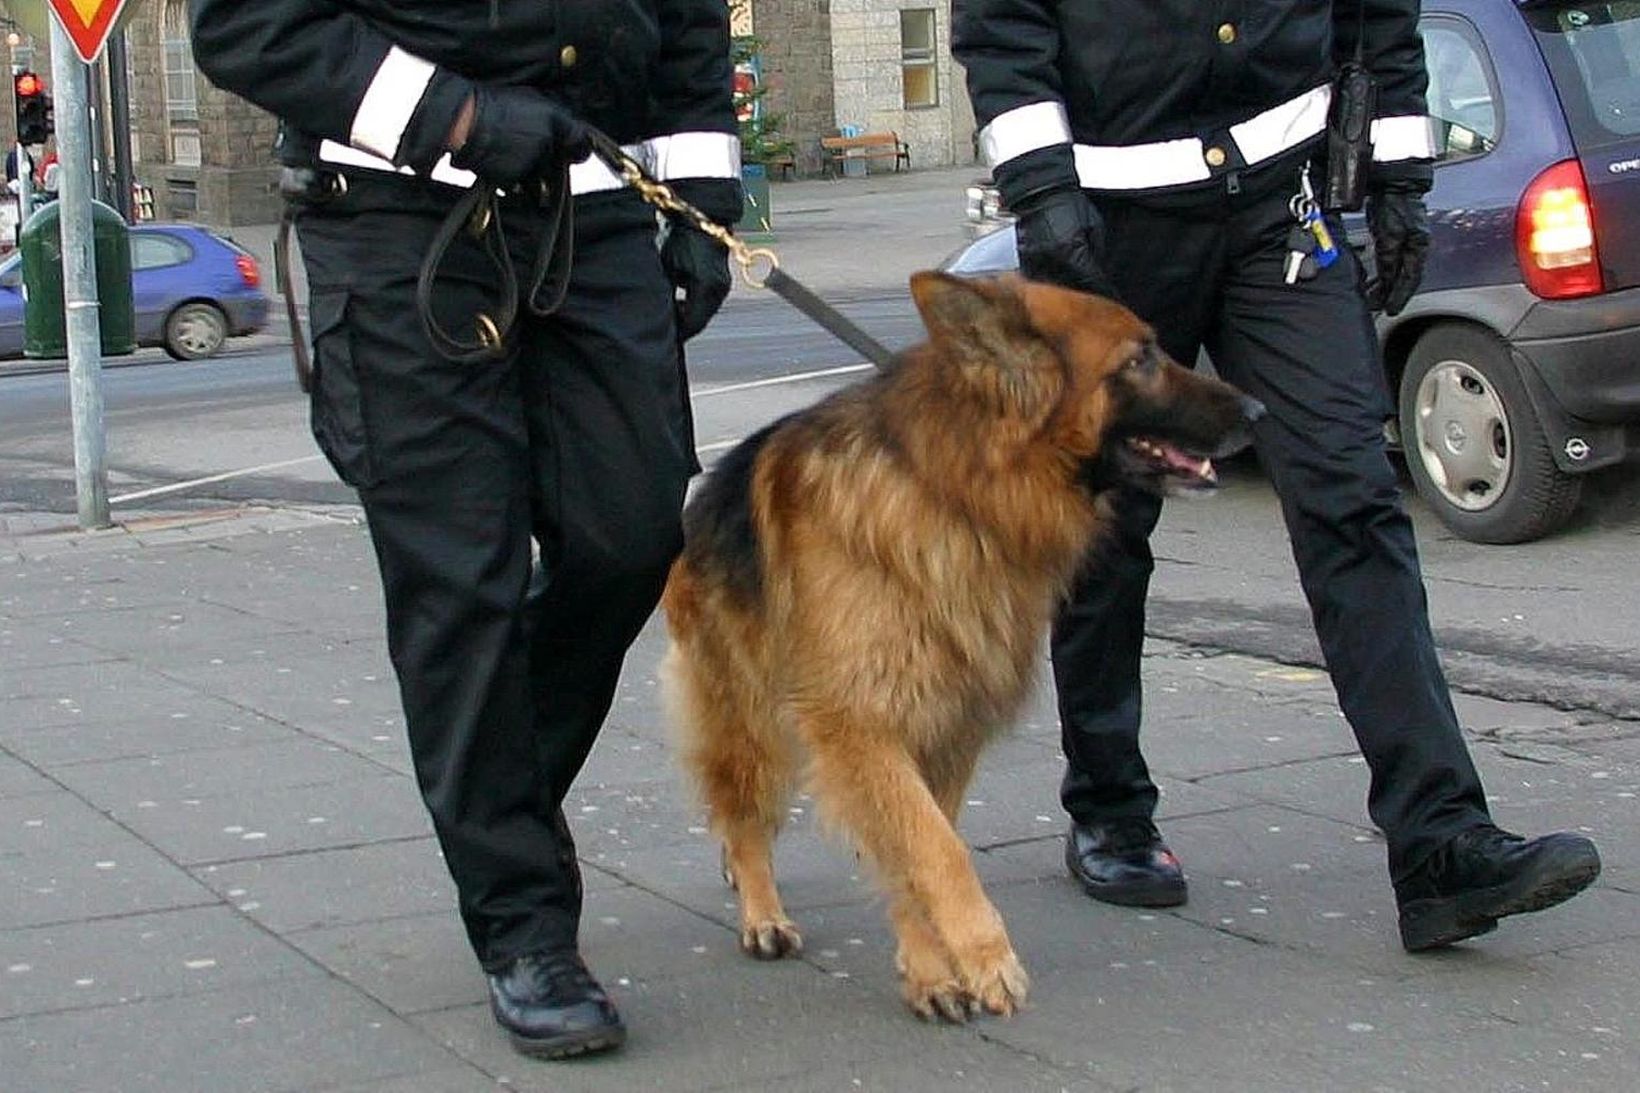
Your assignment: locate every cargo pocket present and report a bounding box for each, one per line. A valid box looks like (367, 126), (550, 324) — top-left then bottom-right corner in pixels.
(307, 289), (379, 489)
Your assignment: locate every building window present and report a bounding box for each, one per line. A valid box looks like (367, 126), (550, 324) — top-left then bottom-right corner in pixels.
(10, 38), (35, 73)
(162, 0), (201, 166)
(901, 9), (938, 109)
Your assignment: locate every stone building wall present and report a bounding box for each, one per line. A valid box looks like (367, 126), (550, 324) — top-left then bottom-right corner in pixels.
(828, 0), (976, 173)
(125, 6), (281, 226)
(745, 0), (836, 176)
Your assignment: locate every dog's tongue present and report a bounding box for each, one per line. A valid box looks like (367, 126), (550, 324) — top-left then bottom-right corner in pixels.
(1165, 445), (1216, 484)
(1149, 438), (1216, 483)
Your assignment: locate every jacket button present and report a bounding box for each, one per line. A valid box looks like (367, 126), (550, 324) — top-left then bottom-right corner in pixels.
(560, 44), (578, 68)
(1204, 146), (1226, 168)
(1217, 23), (1237, 44)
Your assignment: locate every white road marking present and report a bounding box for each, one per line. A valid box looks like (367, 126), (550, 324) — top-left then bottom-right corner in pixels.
(107, 362), (872, 507)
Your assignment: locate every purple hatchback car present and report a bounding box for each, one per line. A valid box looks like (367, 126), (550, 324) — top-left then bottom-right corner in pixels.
(0, 222), (269, 363)
(949, 0), (1640, 544)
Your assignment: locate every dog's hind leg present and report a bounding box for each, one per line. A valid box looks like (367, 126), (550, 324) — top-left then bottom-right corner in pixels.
(666, 640), (803, 960)
(803, 723), (1028, 1019)
(923, 746), (982, 826)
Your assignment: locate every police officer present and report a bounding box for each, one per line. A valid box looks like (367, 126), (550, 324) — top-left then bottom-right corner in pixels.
(953, 1), (1602, 951)
(190, 0), (742, 1059)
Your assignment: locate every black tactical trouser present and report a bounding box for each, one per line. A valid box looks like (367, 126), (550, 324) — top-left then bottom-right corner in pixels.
(297, 175), (695, 969)
(1052, 155), (1491, 881)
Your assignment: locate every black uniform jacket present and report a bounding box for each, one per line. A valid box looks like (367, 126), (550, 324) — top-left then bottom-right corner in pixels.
(190, 0), (737, 189)
(953, 0), (1434, 205)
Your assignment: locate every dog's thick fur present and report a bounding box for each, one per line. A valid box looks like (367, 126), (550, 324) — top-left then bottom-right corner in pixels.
(660, 272), (1256, 1021)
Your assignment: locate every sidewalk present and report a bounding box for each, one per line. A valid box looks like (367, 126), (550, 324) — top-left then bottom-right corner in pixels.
(3, 161), (1639, 1091)
(3, 505), (1637, 1092)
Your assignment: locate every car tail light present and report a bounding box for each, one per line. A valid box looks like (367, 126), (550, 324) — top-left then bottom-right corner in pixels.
(234, 253), (261, 288)
(1515, 159), (1602, 299)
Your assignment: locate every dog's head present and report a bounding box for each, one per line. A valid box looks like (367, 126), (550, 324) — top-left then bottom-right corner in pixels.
(908, 271), (1263, 495)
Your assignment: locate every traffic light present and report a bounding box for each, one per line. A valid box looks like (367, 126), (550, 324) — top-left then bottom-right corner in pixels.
(14, 71), (52, 146)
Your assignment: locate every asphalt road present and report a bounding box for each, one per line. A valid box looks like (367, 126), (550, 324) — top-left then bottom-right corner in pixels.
(4, 295), (1640, 722)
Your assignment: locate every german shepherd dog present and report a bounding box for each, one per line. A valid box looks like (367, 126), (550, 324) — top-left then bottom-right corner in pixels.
(660, 272), (1262, 1021)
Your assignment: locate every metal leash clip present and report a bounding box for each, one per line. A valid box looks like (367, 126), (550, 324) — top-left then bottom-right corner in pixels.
(583, 129), (896, 369)
(584, 130), (780, 289)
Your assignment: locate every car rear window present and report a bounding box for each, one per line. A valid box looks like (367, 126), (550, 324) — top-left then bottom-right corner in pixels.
(1526, 2), (1640, 143)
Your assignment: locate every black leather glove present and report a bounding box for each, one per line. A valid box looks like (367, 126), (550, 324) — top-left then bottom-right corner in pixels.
(448, 85), (591, 188)
(1364, 184), (1430, 316)
(660, 178), (742, 341)
(1013, 187), (1116, 298)
(661, 225), (732, 340)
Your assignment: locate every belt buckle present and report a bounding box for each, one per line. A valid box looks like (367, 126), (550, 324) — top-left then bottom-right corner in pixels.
(279, 165), (348, 204)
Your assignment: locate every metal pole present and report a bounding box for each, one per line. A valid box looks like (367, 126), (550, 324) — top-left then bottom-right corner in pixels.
(105, 29), (134, 221)
(89, 54), (110, 205)
(50, 16), (108, 530)
(9, 52), (28, 245)
(13, 138), (30, 241)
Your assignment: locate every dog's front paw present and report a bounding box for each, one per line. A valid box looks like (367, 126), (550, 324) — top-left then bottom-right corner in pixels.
(740, 917), (803, 960)
(964, 948), (1029, 1017)
(901, 973), (975, 1024)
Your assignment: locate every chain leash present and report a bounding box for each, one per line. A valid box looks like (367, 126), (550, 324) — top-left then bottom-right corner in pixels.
(583, 129), (897, 369)
(585, 131), (779, 288)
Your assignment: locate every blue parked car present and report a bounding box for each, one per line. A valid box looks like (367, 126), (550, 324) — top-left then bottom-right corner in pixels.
(0, 222), (270, 362)
(948, 0), (1640, 544)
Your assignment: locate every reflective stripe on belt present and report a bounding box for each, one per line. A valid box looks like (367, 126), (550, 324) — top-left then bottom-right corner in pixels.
(317, 139), (643, 195)
(1072, 84), (1332, 190)
(983, 85), (1438, 191)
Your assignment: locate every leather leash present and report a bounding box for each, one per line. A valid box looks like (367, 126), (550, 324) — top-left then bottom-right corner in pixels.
(273, 206), (313, 392)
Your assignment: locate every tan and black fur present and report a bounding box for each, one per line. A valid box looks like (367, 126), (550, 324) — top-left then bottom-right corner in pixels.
(660, 272), (1259, 1021)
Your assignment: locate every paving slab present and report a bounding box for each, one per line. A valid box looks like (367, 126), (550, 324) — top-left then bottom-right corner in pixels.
(0, 977), (465, 1093)
(190, 838), (460, 937)
(1, 707), (297, 768)
(1, 791), (214, 930)
(0, 752), (56, 798)
(0, 904), (323, 1021)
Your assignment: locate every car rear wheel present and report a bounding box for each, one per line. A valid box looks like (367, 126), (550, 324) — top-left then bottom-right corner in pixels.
(163, 301), (228, 360)
(1399, 325), (1581, 544)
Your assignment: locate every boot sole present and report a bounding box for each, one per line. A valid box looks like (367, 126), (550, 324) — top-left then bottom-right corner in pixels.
(505, 1024), (627, 1060)
(1399, 844), (1601, 953)
(1066, 843), (1189, 908)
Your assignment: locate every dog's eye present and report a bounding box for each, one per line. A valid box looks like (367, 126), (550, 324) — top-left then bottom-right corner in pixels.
(1123, 343), (1163, 376)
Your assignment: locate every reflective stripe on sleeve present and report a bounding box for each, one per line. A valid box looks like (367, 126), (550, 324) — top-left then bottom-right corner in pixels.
(349, 47), (437, 162)
(649, 131), (742, 180)
(978, 101), (1073, 169)
(1370, 115), (1438, 162)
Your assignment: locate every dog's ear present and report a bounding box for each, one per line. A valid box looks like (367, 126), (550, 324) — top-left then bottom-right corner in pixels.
(909, 271), (1027, 360)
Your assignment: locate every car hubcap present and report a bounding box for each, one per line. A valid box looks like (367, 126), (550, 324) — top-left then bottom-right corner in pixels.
(1412, 359), (1511, 512)
(176, 308), (223, 355)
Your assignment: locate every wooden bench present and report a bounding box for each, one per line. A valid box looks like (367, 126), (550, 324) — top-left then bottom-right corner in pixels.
(820, 132), (910, 177)
(764, 153), (797, 180)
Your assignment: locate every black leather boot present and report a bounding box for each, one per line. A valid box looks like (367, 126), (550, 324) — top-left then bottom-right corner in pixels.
(487, 949), (626, 1059)
(1396, 825), (1601, 952)
(1065, 819), (1188, 907)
